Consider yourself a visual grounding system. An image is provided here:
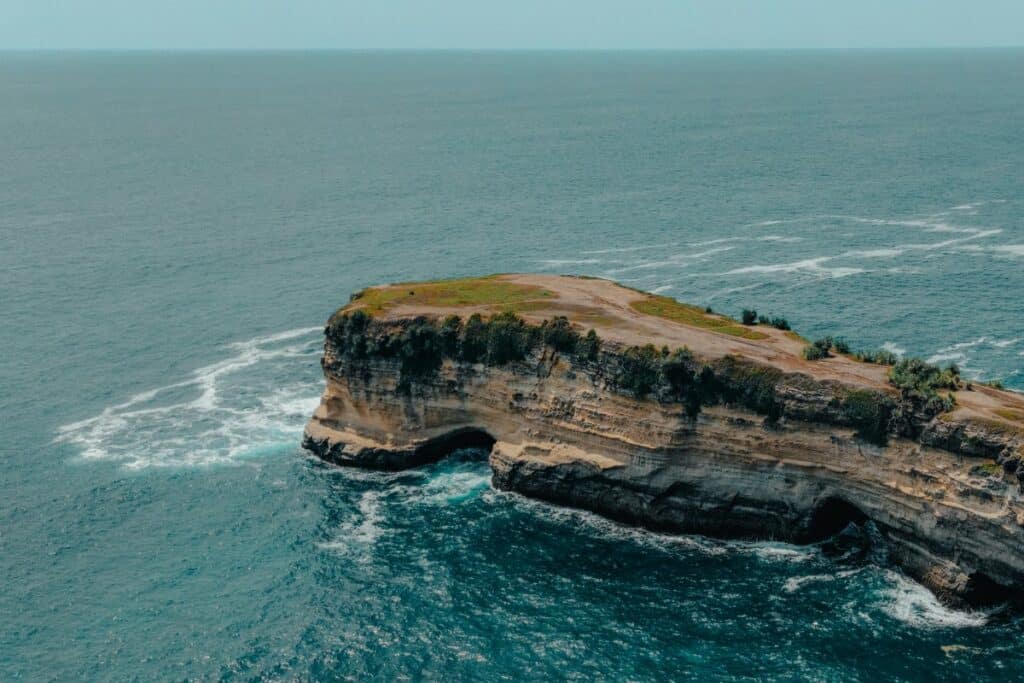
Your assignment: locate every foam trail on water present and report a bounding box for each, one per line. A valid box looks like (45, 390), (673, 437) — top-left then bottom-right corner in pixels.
(55, 326), (324, 469)
(485, 488), (819, 562)
(878, 571), (990, 629)
(537, 258), (606, 267)
(881, 342), (906, 357)
(784, 569), (863, 593)
(581, 242), (679, 255)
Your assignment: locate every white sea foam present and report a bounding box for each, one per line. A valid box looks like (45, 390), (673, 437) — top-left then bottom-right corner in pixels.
(724, 257), (865, 280)
(484, 488), (726, 555)
(881, 342), (906, 357)
(784, 574), (835, 592)
(725, 257), (832, 275)
(925, 337), (991, 366)
(537, 258), (605, 267)
(650, 284), (674, 294)
(746, 542), (818, 563)
(55, 326), (323, 469)
(603, 245), (737, 275)
(688, 237), (743, 247)
(689, 235), (802, 248)
(878, 571), (989, 629)
(319, 490), (385, 555)
(951, 202), (986, 211)
(420, 466), (492, 504)
(758, 235), (803, 243)
(603, 260), (683, 275)
(842, 248), (904, 259)
(581, 242), (679, 255)
(783, 569), (862, 593)
(991, 244), (1024, 257)
(952, 338), (987, 350)
(485, 488), (819, 563)
(684, 246), (736, 259)
(926, 351), (968, 365)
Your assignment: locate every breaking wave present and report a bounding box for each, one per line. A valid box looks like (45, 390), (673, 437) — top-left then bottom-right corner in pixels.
(878, 572), (991, 629)
(55, 326), (323, 469)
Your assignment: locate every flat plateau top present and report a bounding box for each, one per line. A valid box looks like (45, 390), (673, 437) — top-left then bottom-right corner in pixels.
(343, 273), (1024, 431)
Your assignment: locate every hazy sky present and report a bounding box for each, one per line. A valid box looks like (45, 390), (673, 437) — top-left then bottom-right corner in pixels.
(4, 0), (1024, 50)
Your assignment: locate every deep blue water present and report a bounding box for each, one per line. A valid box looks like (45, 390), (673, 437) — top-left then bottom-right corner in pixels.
(3, 50), (1024, 681)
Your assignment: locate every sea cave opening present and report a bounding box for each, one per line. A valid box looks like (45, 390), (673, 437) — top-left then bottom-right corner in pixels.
(805, 496), (870, 543)
(415, 427), (496, 465)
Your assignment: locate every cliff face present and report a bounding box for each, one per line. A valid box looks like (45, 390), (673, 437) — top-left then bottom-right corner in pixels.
(303, 275), (1024, 607)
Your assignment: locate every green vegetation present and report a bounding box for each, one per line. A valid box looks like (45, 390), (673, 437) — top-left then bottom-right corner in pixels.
(580, 329), (601, 360)
(839, 388), (894, 445)
(540, 316), (579, 353)
(852, 349), (899, 365)
(662, 348), (701, 417)
(327, 309), (911, 442)
(742, 310), (793, 330)
(460, 314), (488, 362)
(616, 344), (663, 398)
(439, 315), (463, 356)
(888, 357), (959, 414)
(801, 336), (850, 360)
(485, 311), (532, 364)
(327, 310), (604, 387)
(889, 358), (960, 395)
(994, 408), (1024, 424)
(631, 295), (768, 340)
(711, 355), (784, 423)
(347, 275), (556, 316)
(802, 337), (833, 360)
(394, 317), (444, 379)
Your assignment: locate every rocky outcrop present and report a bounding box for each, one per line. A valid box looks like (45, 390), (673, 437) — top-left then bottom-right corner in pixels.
(303, 276), (1024, 607)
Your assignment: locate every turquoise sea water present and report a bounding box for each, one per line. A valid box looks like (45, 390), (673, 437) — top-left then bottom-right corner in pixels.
(3, 51), (1024, 680)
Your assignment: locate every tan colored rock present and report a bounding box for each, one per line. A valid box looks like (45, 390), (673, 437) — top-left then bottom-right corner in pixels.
(304, 275), (1024, 607)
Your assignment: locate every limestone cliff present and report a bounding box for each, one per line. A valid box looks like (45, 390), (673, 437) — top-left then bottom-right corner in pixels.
(304, 274), (1024, 607)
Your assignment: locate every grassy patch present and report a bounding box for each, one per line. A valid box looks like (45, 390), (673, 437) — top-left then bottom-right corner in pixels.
(513, 301), (621, 327)
(994, 408), (1024, 424)
(631, 295), (769, 340)
(958, 417), (1024, 439)
(972, 462), (1004, 477)
(348, 276), (556, 316)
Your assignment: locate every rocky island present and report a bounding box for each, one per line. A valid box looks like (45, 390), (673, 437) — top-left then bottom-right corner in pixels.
(304, 274), (1024, 607)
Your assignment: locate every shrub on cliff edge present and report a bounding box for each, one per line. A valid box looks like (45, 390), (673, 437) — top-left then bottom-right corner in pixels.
(486, 311), (532, 365)
(460, 313), (488, 362)
(840, 388), (893, 445)
(889, 358), (960, 396)
(439, 315), (463, 356)
(617, 344), (662, 397)
(802, 337), (834, 361)
(396, 317), (444, 380)
(541, 316), (580, 353)
(578, 329), (601, 360)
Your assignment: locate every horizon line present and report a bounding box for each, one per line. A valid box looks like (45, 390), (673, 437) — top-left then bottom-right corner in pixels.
(3, 45), (1024, 53)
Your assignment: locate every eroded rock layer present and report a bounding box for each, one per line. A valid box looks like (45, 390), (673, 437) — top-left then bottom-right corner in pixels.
(304, 276), (1024, 607)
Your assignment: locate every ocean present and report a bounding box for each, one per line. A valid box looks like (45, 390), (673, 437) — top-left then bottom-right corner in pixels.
(2, 50), (1023, 680)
